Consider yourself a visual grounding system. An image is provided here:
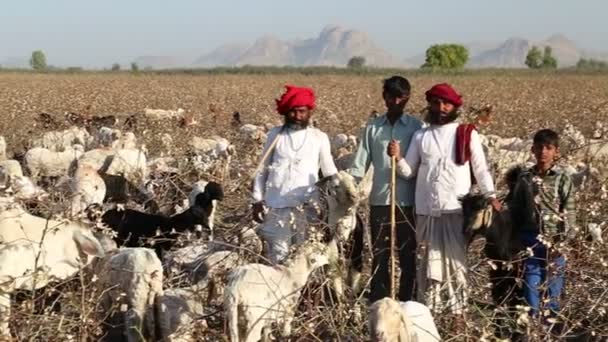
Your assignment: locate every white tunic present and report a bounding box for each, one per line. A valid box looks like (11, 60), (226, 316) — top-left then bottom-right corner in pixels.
(252, 126), (338, 209)
(396, 122), (495, 216)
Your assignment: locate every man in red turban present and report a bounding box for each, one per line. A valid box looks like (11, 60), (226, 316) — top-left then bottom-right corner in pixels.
(251, 85), (337, 264)
(391, 82), (500, 331)
(275, 85), (316, 115)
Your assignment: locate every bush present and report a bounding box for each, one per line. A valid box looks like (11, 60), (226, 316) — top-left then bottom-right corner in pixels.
(130, 62), (139, 73)
(525, 46), (543, 69)
(576, 58), (608, 70)
(542, 46), (558, 69)
(347, 56), (366, 69)
(111, 63), (121, 71)
(526, 46), (558, 69)
(30, 50), (47, 71)
(421, 44), (469, 70)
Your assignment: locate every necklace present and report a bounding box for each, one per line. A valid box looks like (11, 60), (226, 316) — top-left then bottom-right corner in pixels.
(287, 128), (309, 153)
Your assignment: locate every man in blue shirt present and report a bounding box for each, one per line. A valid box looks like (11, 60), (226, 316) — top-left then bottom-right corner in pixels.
(349, 76), (422, 303)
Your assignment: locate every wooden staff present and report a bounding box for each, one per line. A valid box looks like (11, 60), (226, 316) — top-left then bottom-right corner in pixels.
(390, 155), (397, 299)
(248, 127), (285, 189)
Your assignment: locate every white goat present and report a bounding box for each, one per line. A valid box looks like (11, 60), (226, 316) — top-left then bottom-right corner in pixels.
(24, 144), (84, 179)
(70, 164), (106, 217)
(239, 124), (267, 143)
(158, 279), (208, 342)
(0, 207), (106, 337)
(224, 240), (329, 342)
(369, 297), (441, 342)
(0, 160), (24, 187)
(96, 247), (164, 342)
(78, 147), (115, 173)
(8, 175), (47, 201)
(105, 148), (148, 183)
(31, 126), (91, 152)
(317, 170), (362, 297)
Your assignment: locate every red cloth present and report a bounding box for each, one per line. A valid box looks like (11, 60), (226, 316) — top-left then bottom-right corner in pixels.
(275, 85), (316, 115)
(425, 83), (463, 107)
(456, 123), (476, 165)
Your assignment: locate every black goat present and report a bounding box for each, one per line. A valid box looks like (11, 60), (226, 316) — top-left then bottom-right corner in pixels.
(460, 166), (534, 339)
(101, 181), (224, 258)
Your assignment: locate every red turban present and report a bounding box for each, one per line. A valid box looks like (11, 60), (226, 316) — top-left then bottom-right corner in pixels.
(275, 85), (316, 115)
(425, 83), (463, 107)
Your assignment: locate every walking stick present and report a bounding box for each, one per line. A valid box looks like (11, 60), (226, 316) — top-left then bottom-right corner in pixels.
(390, 155), (397, 299)
(249, 126), (285, 185)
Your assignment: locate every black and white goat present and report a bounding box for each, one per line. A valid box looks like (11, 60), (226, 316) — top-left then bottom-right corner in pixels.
(100, 181), (224, 258)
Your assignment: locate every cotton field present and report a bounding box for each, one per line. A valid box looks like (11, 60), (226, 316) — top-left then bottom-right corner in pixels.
(0, 72), (606, 341)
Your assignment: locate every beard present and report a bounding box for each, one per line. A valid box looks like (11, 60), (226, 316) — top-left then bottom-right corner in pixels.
(284, 117), (310, 130)
(426, 107), (459, 125)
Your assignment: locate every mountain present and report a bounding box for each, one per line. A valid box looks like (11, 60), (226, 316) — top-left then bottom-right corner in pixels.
(194, 25), (405, 68)
(469, 38), (532, 68)
(540, 34), (581, 66)
(467, 34), (594, 68)
(193, 43), (248, 66)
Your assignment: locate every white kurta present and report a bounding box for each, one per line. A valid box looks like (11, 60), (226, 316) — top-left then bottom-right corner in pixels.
(396, 122), (496, 314)
(252, 126), (338, 208)
(252, 125), (338, 264)
(397, 122), (495, 215)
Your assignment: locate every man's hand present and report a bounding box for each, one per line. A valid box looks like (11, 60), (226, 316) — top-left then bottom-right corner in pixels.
(489, 197), (502, 212)
(387, 139), (402, 160)
(252, 201), (267, 223)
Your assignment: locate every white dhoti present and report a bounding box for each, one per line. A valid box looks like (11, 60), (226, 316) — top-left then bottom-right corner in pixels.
(258, 205), (319, 264)
(416, 213), (468, 315)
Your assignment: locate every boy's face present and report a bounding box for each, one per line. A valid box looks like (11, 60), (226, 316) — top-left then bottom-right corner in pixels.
(531, 143), (559, 165)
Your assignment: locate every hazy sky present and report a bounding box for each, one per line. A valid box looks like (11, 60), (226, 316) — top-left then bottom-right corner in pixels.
(2, 0), (606, 67)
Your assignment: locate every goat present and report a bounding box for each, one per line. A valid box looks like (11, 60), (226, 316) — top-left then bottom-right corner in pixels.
(24, 144), (84, 179)
(369, 297), (441, 342)
(100, 182), (224, 258)
(70, 164), (106, 217)
(316, 171), (365, 297)
(30, 126), (91, 152)
(158, 278), (208, 341)
(224, 240), (329, 342)
(459, 166), (532, 339)
(0, 207), (106, 337)
(95, 247), (164, 342)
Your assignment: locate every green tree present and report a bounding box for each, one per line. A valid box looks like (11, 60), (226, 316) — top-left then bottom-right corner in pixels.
(111, 63), (121, 71)
(577, 58), (608, 70)
(347, 56), (366, 69)
(541, 46), (558, 69)
(525, 46), (542, 69)
(421, 44), (469, 70)
(29, 50), (47, 70)
(130, 62), (139, 73)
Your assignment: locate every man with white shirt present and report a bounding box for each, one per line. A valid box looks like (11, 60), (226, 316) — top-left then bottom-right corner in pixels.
(251, 85), (338, 264)
(388, 83), (501, 323)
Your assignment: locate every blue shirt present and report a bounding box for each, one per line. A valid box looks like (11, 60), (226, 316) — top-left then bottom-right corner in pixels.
(348, 113), (422, 206)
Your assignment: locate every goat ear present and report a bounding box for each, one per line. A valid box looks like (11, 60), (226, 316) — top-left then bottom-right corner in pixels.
(73, 230), (105, 257)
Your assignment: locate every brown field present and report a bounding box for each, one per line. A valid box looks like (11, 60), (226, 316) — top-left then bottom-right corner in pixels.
(0, 72), (607, 341)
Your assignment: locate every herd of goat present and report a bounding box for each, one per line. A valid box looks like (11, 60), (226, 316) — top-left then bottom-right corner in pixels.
(0, 109), (605, 341)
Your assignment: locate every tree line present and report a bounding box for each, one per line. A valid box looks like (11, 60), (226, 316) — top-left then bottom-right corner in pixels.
(5, 49), (607, 73)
